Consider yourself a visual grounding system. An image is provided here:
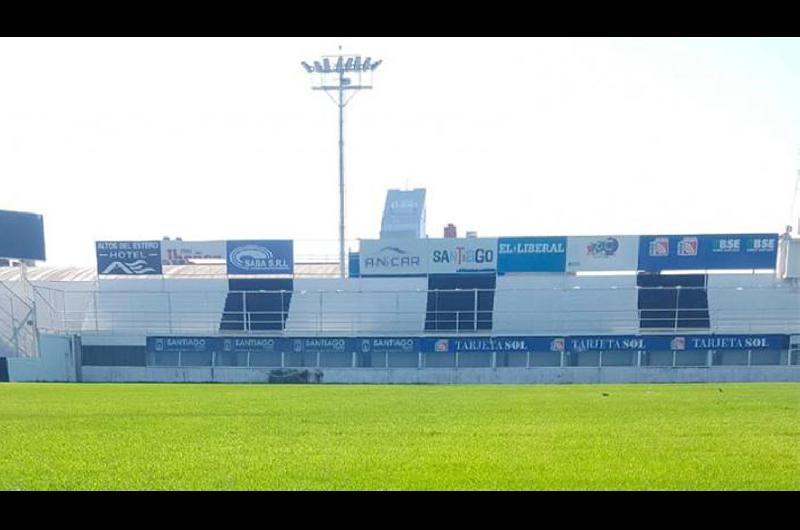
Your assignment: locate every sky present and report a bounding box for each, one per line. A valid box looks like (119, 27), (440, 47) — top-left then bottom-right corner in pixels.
(1, 37), (799, 267)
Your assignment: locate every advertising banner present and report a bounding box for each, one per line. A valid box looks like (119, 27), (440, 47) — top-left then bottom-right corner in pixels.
(567, 335), (658, 352)
(226, 240), (294, 275)
(669, 334), (788, 351)
(380, 188), (426, 239)
(290, 337), (349, 354)
(358, 337), (419, 354)
(497, 236), (567, 273)
(359, 239), (428, 277)
(0, 209), (46, 261)
(146, 334), (790, 354)
(421, 336), (564, 353)
(348, 252), (360, 278)
(428, 238), (498, 274)
(147, 336), (213, 353)
(638, 234), (778, 272)
(566, 235), (639, 272)
(161, 240), (226, 265)
(96, 241), (162, 275)
(220, 337), (279, 353)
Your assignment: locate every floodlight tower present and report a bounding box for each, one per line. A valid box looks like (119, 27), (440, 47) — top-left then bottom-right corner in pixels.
(301, 47), (382, 278)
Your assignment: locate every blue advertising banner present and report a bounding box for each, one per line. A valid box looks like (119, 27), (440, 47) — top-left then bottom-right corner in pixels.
(147, 336), (214, 353)
(290, 337), (350, 354)
(96, 241), (162, 275)
(637, 234), (778, 272)
(220, 337), (280, 353)
(567, 335), (671, 352)
(226, 240), (294, 275)
(670, 334), (788, 351)
(146, 334), (790, 354)
(497, 237), (567, 273)
(421, 336), (565, 353)
(358, 337), (419, 354)
(0, 209), (46, 261)
(348, 252), (360, 278)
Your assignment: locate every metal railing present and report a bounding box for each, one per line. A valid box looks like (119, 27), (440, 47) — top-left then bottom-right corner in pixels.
(14, 284), (799, 337)
(0, 281), (38, 357)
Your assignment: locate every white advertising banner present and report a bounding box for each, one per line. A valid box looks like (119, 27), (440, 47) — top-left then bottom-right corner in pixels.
(566, 235), (639, 272)
(161, 240), (227, 265)
(359, 239), (429, 276)
(428, 238), (498, 274)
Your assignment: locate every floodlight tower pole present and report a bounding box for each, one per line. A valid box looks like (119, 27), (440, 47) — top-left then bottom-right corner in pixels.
(337, 64), (345, 279)
(301, 49), (382, 278)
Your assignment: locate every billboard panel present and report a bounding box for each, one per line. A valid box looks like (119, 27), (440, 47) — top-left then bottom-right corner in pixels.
(145, 334), (790, 354)
(421, 336), (564, 353)
(568, 335), (653, 352)
(290, 337), (349, 354)
(638, 234), (778, 272)
(0, 209), (45, 261)
(348, 252), (360, 278)
(161, 240), (226, 265)
(147, 336), (213, 353)
(566, 235), (639, 272)
(96, 241), (162, 275)
(380, 188), (426, 239)
(670, 334), (788, 351)
(358, 337), (418, 354)
(497, 236), (566, 273)
(359, 239), (428, 277)
(226, 240), (293, 275)
(428, 238), (497, 274)
(220, 337), (279, 353)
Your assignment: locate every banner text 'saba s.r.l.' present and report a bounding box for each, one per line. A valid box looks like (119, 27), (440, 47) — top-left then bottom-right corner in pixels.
(96, 241), (162, 275)
(0, 209), (46, 261)
(637, 234), (779, 272)
(226, 240), (294, 275)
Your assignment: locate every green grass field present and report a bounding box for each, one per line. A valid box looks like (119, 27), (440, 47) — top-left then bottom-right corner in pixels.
(0, 382), (798, 490)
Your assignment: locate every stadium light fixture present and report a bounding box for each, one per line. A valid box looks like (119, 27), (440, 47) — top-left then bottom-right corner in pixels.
(301, 46), (382, 278)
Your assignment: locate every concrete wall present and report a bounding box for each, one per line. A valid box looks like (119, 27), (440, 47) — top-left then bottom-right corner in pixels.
(287, 277), (428, 335)
(10, 271), (800, 338)
(80, 365), (800, 385)
(707, 274), (800, 334)
(494, 274), (639, 335)
(8, 334), (76, 382)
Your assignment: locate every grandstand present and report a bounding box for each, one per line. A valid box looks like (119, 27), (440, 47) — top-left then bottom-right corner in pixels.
(1, 197), (800, 384)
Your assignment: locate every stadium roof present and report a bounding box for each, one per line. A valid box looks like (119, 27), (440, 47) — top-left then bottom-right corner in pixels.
(0, 262), (342, 282)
